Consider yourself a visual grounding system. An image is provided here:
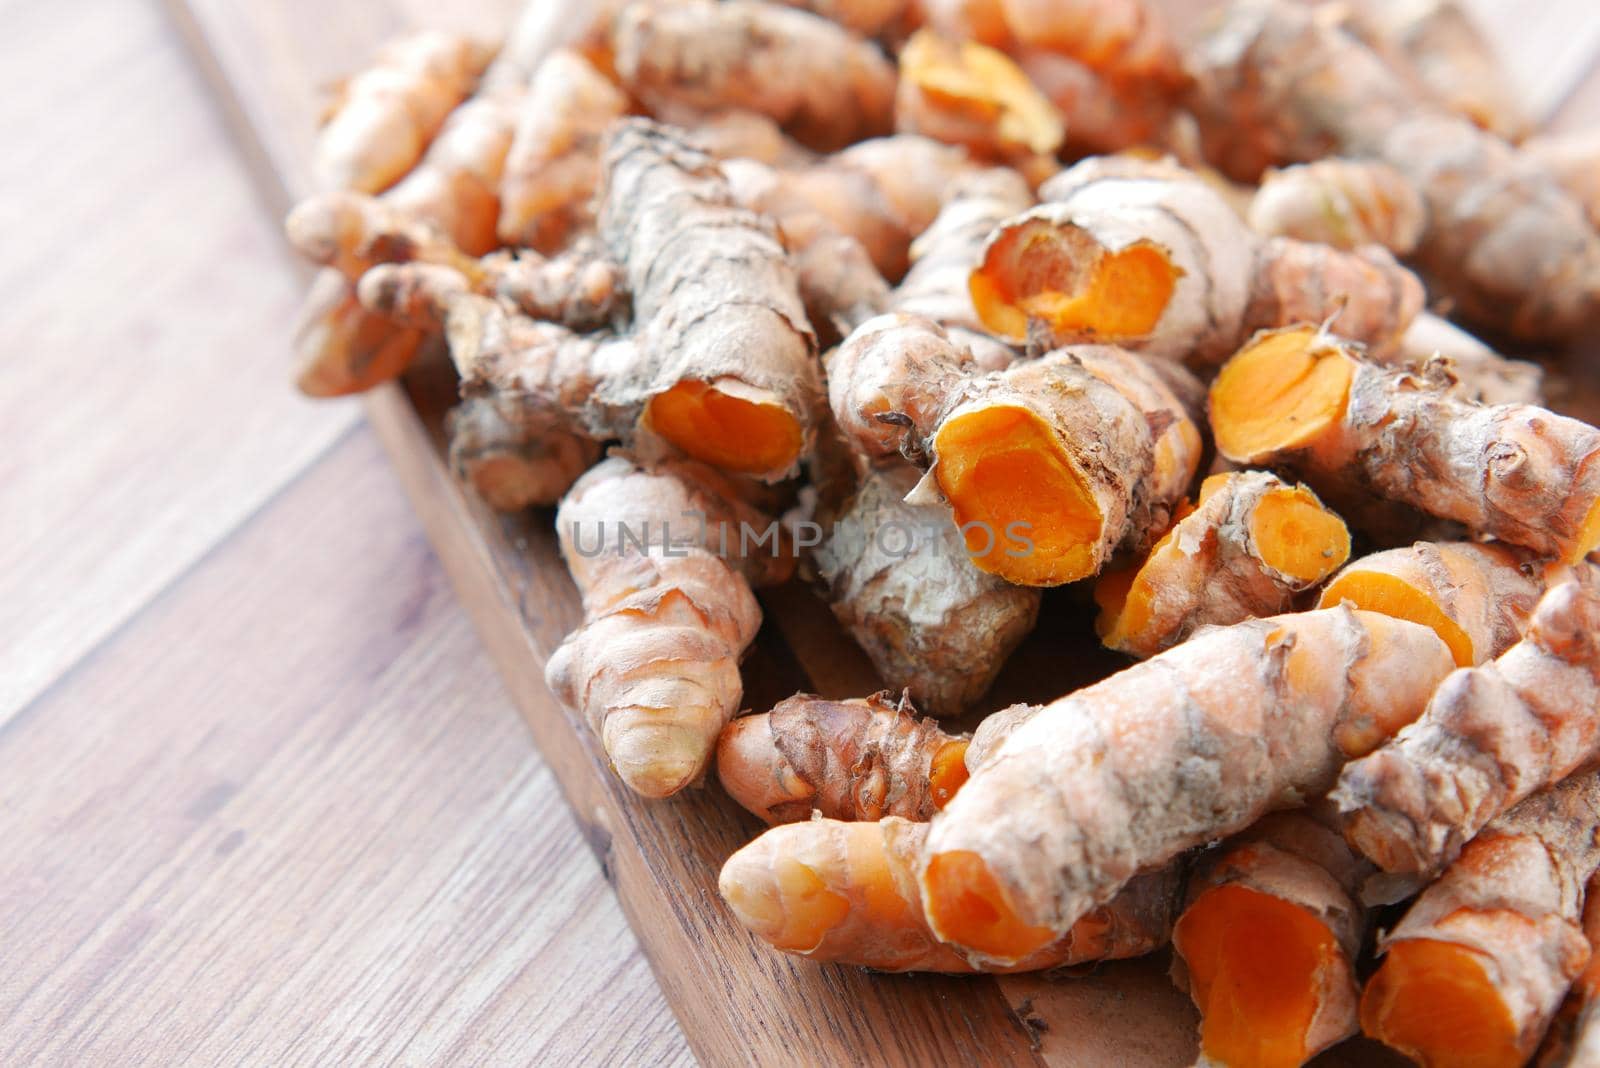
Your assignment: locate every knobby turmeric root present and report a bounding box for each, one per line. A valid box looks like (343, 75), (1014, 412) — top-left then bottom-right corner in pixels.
(812, 465), (1040, 714)
(971, 156), (1423, 366)
(719, 816), (1181, 973)
(444, 395), (602, 512)
(1361, 771), (1600, 1068)
(1095, 471), (1349, 659)
(890, 167), (1033, 367)
(829, 315), (1201, 585)
(717, 691), (971, 823)
(1247, 159), (1424, 255)
(1339, 0), (1531, 142)
(600, 119), (821, 479)
(1172, 810), (1370, 1068)
(1394, 314), (1543, 408)
(919, 606), (1453, 966)
(1539, 873), (1600, 1067)
(545, 455), (793, 798)
(313, 31), (490, 194)
(496, 49), (630, 252)
(612, 0), (897, 153)
(1016, 49), (1182, 157)
(1333, 581), (1600, 877)
(291, 269), (427, 398)
(1210, 326), (1600, 564)
(1187, 0), (1600, 343)
(894, 30), (1063, 179)
(1317, 541), (1547, 669)
(1522, 127), (1600, 232)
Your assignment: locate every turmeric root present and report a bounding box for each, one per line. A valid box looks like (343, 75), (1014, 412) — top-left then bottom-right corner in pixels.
(445, 395), (602, 512)
(1187, 0), (1600, 343)
(545, 454), (792, 797)
(829, 315), (1202, 584)
(496, 49), (630, 252)
(291, 269), (426, 398)
(1209, 325), (1600, 564)
(1316, 540), (1546, 669)
(1394, 313), (1543, 407)
(379, 82), (524, 257)
(1360, 770), (1600, 1068)
(893, 30), (1063, 179)
(1539, 873), (1600, 1067)
(1522, 127), (1600, 232)
(717, 691), (971, 823)
(1340, 0), (1531, 143)
(1172, 810), (1370, 1068)
(1247, 159), (1424, 255)
(1016, 50), (1181, 157)
(918, 606), (1454, 966)
(313, 31), (490, 194)
(719, 816), (1180, 972)
(1332, 581), (1600, 877)
(890, 168), (1033, 364)
(1094, 471), (1350, 659)
(611, 0), (897, 153)
(599, 120), (820, 479)
(970, 156), (1424, 365)
(769, 0), (915, 38)
(812, 464), (1040, 713)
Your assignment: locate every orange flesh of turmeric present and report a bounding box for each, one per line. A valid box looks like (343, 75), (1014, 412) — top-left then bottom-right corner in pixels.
(1173, 884), (1341, 1068)
(903, 33), (1065, 156)
(970, 222), (1178, 342)
(1362, 937), (1524, 1068)
(921, 850), (1059, 960)
(933, 406), (1104, 585)
(1572, 495), (1600, 565)
(1250, 486), (1351, 583)
(928, 740), (971, 810)
(1209, 329), (1355, 463)
(1317, 572), (1476, 667)
(647, 379), (803, 475)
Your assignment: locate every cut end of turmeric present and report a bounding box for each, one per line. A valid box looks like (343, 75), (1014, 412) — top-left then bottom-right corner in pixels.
(928, 740), (971, 811)
(898, 30), (1065, 157)
(1209, 327), (1356, 463)
(971, 221), (1178, 343)
(921, 849), (1057, 962)
(1362, 938), (1525, 1068)
(933, 405), (1105, 585)
(719, 853), (852, 954)
(1317, 572), (1476, 667)
(1174, 884), (1345, 1068)
(646, 378), (804, 477)
(1570, 494), (1600, 565)
(1250, 485), (1351, 584)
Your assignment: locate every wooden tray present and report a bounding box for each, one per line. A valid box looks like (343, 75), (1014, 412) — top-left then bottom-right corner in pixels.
(166, 0), (1600, 1062)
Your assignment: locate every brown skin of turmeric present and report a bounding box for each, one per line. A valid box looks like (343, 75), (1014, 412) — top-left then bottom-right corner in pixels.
(1333, 581), (1600, 878)
(970, 155), (1424, 367)
(1187, 0), (1600, 343)
(720, 816), (1181, 973)
(1361, 771), (1600, 1068)
(1210, 326), (1600, 565)
(1095, 471), (1350, 659)
(919, 606), (1453, 967)
(717, 691), (972, 824)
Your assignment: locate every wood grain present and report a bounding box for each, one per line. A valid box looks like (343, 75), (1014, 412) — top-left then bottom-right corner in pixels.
(0, 429), (686, 1068)
(0, 0), (354, 721)
(163, 0), (1600, 1064)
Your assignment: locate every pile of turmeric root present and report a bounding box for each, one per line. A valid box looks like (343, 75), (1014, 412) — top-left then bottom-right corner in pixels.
(285, 1), (1600, 1064)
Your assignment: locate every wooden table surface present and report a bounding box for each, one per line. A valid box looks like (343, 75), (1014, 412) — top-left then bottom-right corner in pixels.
(0, 1), (1594, 1066)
